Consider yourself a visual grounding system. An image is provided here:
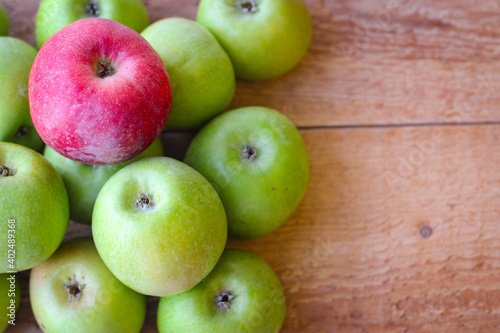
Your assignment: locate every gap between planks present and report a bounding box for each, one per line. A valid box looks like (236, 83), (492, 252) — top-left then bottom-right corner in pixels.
(163, 120), (500, 135)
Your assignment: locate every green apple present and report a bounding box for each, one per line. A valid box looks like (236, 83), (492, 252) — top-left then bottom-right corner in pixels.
(92, 157), (227, 296)
(197, 0), (312, 80)
(0, 37), (44, 151)
(142, 18), (235, 129)
(30, 238), (146, 332)
(44, 138), (164, 225)
(36, 0), (149, 48)
(185, 106), (309, 239)
(0, 274), (20, 331)
(158, 249), (285, 333)
(0, 3), (8, 36)
(0, 142), (69, 273)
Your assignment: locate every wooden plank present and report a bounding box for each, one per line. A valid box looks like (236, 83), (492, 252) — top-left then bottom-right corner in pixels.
(231, 124), (500, 332)
(4, 0), (500, 127)
(11, 125), (500, 332)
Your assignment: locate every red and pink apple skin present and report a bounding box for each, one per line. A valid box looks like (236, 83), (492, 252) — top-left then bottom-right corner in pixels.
(29, 18), (172, 165)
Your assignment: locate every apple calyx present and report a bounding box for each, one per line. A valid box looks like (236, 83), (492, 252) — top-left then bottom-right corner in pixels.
(135, 193), (154, 211)
(241, 144), (258, 161)
(0, 165), (16, 177)
(235, 0), (258, 13)
(15, 125), (31, 139)
(63, 276), (86, 302)
(96, 60), (116, 78)
(85, 0), (101, 17)
(215, 290), (234, 309)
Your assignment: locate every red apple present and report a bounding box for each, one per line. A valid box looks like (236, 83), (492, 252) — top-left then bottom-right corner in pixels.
(29, 18), (171, 165)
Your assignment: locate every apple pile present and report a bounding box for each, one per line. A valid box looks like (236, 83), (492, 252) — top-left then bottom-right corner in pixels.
(0, 0), (312, 332)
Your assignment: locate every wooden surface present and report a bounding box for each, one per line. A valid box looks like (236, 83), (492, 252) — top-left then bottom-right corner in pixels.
(4, 0), (500, 332)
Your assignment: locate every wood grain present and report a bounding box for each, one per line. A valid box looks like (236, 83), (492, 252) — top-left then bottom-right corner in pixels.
(3, 0), (500, 332)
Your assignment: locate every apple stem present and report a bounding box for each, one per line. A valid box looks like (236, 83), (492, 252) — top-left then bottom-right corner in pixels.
(63, 276), (86, 302)
(135, 193), (154, 211)
(235, 0), (258, 13)
(215, 290), (234, 309)
(96, 60), (116, 79)
(0, 165), (16, 177)
(241, 144), (258, 161)
(86, 0), (101, 17)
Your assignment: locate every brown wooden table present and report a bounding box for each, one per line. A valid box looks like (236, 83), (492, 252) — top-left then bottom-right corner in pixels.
(4, 0), (500, 332)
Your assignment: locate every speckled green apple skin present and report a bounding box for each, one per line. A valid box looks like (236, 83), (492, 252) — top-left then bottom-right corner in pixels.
(36, 0), (149, 48)
(158, 249), (285, 333)
(0, 3), (8, 36)
(0, 143), (69, 273)
(30, 238), (146, 333)
(0, 38), (44, 151)
(0, 274), (20, 332)
(92, 157), (227, 297)
(142, 18), (235, 129)
(197, 0), (312, 80)
(184, 107), (309, 239)
(44, 138), (164, 225)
